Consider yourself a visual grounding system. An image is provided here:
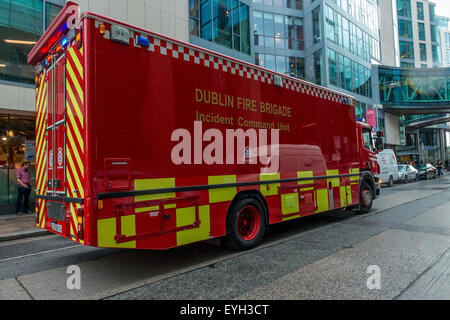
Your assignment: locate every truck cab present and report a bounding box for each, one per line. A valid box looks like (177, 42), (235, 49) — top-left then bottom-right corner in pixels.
(356, 121), (381, 212)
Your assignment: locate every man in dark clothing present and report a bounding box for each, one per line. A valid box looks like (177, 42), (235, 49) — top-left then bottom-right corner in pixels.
(16, 161), (32, 215)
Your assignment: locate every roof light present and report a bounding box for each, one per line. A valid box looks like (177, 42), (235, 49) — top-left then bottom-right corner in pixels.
(136, 36), (150, 48)
(55, 44), (62, 53)
(110, 25), (130, 45)
(67, 28), (76, 42)
(61, 37), (69, 48)
(99, 24), (105, 35)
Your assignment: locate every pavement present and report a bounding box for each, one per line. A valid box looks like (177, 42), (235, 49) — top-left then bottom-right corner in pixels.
(0, 213), (50, 242)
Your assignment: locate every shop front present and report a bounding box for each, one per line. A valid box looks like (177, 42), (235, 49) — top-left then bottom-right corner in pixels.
(0, 112), (35, 214)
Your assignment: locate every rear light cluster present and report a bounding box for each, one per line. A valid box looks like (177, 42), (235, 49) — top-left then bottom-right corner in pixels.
(35, 200), (39, 224)
(77, 206), (84, 240)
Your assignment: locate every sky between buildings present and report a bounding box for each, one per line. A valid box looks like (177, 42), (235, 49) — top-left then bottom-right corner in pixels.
(433, 0), (450, 18)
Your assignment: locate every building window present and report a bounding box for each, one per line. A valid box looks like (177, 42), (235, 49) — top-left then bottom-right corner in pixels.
(325, 5), (379, 62)
(312, 6), (321, 44)
(253, 11), (304, 50)
(418, 23), (425, 41)
(327, 48), (372, 99)
(252, 0), (303, 10)
(417, 2), (424, 21)
(429, 4), (436, 23)
(0, 0), (62, 85)
(191, 0), (250, 55)
(327, 48), (336, 86)
(400, 41), (414, 60)
(419, 43), (427, 61)
(430, 25), (437, 43)
(314, 49), (322, 85)
(397, 0), (411, 18)
(398, 19), (412, 39)
(432, 45), (441, 63)
(447, 49), (450, 65)
(255, 53), (304, 79)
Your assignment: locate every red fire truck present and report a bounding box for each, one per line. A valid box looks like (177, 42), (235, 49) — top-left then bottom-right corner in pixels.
(28, 3), (380, 251)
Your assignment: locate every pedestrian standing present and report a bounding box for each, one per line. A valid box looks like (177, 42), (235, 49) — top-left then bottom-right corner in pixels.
(16, 161), (32, 215)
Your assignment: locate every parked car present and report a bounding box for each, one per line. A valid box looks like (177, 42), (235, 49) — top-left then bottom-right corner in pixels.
(397, 164), (419, 183)
(377, 149), (398, 187)
(416, 164), (437, 180)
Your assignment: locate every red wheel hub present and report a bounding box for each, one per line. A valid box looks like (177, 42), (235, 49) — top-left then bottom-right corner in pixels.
(236, 206), (260, 241)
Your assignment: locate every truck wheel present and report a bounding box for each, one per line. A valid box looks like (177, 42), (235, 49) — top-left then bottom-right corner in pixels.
(357, 183), (373, 214)
(388, 176), (394, 187)
(226, 197), (266, 251)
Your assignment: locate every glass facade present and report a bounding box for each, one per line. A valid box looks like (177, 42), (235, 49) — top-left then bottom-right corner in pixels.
(252, 0), (304, 10)
(398, 19), (413, 39)
(253, 10), (304, 50)
(400, 40), (414, 60)
(397, 0), (411, 18)
(190, 0), (251, 55)
(327, 48), (372, 98)
(314, 49), (322, 85)
(418, 22), (425, 41)
(0, 0), (62, 212)
(416, 1), (424, 21)
(419, 43), (426, 61)
(325, 5), (380, 61)
(0, 0), (62, 85)
(255, 53), (304, 78)
(0, 114), (36, 209)
(329, 0), (379, 35)
(379, 66), (450, 105)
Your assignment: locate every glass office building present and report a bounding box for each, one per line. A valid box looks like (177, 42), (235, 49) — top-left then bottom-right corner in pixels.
(0, 0), (64, 210)
(189, 0), (381, 120)
(397, 0), (441, 68)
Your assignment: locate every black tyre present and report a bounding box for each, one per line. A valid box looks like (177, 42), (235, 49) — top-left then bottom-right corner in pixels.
(226, 197), (266, 251)
(388, 176), (394, 187)
(357, 182), (373, 214)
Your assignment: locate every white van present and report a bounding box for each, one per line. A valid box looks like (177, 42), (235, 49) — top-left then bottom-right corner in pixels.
(377, 149), (399, 187)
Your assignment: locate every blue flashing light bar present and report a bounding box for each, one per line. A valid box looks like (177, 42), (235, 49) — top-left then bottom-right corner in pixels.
(61, 38), (69, 48)
(136, 36), (150, 48)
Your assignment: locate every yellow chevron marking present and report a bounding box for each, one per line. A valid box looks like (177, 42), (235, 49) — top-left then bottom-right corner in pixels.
(38, 200), (46, 227)
(70, 204), (78, 234)
(37, 154), (47, 194)
(66, 62), (84, 104)
(36, 81), (44, 114)
(67, 101), (84, 152)
(66, 80), (84, 128)
(66, 126), (84, 174)
(69, 48), (84, 80)
(67, 148), (84, 197)
(36, 82), (47, 129)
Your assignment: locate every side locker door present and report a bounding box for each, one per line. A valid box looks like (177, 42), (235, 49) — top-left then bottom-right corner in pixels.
(53, 55), (67, 196)
(47, 55), (67, 197)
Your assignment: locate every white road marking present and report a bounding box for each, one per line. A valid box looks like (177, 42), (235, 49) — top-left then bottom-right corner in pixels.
(0, 245), (83, 263)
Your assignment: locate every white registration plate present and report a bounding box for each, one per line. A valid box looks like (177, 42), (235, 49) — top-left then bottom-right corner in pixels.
(51, 222), (63, 233)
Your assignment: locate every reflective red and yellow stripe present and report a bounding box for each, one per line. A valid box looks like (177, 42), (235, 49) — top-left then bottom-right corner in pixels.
(65, 44), (85, 242)
(35, 73), (48, 228)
